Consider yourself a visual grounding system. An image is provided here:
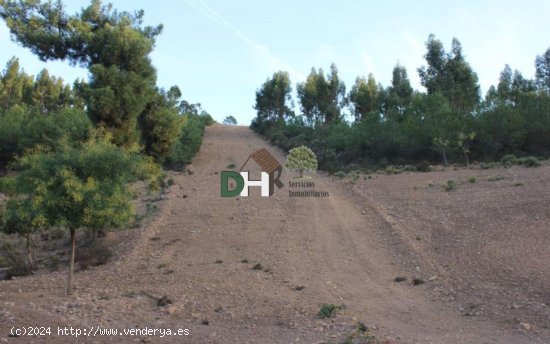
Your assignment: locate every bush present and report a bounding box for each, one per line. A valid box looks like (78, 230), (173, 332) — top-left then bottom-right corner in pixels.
(317, 304), (344, 318)
(501, 154), (518, 166)
(0, 106), (92, 169)
(518, 156), (541, 167)
(415, 160), (431, 172)
(333, 171), (346, 178)
(5, 257), (33, 279)
(166, 113), (206, 169)
(0, 176), (17, 195)
(47, 255), (61, 271)
(76, 240), (113, 270)
(444, 180), (456, 191)
(468, 177), (476, 183)
(480, 162), (495, 169)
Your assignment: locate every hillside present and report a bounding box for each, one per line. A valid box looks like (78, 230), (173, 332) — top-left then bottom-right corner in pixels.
(1, 125), (548, 343)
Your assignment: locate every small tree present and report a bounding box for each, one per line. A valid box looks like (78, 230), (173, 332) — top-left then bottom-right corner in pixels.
(433, 136), (450, 167)
(0, 197), (43, 267)
(457, 132), (476, 168)
(223, 116), (237, 125)
(286, 146), (318, 178)
(12, 133), (160, 294)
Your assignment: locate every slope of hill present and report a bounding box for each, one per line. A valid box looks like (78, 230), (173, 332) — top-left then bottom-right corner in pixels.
(1, 125), (548, 343)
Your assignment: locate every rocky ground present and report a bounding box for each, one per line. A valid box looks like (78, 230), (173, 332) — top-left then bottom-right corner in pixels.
(0, 125), (548, 343)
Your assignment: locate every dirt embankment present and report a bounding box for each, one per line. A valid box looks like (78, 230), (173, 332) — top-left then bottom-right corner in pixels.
(1, 125), (548, 343)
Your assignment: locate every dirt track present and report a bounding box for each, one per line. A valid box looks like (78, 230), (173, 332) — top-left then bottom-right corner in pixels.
(1, 125), (548, 343)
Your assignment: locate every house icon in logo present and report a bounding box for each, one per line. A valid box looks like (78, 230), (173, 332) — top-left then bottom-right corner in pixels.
(221, 148), (284, 197)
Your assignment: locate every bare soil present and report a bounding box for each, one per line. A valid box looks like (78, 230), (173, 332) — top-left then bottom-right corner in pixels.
(0, 125), (548, 343)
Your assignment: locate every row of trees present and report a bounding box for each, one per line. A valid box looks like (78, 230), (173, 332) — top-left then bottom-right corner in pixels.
(252, 35), (550, 171)
(0, 0), (213, 293)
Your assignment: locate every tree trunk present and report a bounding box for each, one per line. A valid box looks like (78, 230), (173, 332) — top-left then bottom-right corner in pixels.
(442, 151), (448, 167)
(464, 153), (470, 169)
(299, 170), (304, 178)
(26, 233), (34, 268)
(67, 228), (76, 295)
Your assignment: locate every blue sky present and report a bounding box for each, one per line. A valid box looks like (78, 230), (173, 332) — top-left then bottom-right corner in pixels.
(1, 0), (549, 124)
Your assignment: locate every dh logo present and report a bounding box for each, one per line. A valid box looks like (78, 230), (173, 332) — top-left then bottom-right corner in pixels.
(221, 148), (284, 197)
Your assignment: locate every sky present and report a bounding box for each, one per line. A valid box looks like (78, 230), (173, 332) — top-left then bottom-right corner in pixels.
(1, 0), (549, 124)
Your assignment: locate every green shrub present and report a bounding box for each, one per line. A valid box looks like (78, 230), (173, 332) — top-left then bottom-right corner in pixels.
(47, 255), (61, 271)
(468, 177), (476, 183)
(76, 240), (113, 270)
(479, 162), (495, 169)
(4, 256), (33, 279)
(333, 171), (346, 178)
(444, 180), (456, 191)
(384, 165), (401, 174)
(415, 160), (431, 172)
(0, 176), (17, 195)
(166, 113), (207, 169)
(501, 154), (518, 166)
(317, 303), (344, 318)
(518, 156), (541, 167)
(0, 106), (92, 169)
(0, 255), (12, 268)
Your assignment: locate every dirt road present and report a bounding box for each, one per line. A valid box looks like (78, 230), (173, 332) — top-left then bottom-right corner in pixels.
(1, 125), (547, 343)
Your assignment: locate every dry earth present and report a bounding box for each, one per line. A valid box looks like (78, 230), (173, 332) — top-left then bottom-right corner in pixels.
(0, 124), (549, 343)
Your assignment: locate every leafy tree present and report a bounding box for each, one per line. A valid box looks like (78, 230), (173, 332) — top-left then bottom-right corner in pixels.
(497, 64), (513, 102)
(167, 113), (212, 168)
(0, 196), (43, 267)
(138, 87), (184, 163)
(349, 74), (379, 122)
(254, 71), (293, 123)
(297, 64), (346, 125)
(433, 136), (450, 167)
(285, 145), (318, 178)
(0, 106), (91, 168)
(223, 115), (237, 125)
(31, 69), (65, 113)
(457, 132), (476, 168)
(535, 47), (550, 94)
(386, 64), (413, 112)
(0, 57), (33, 111)
(418, 35), (479, 114)
(9, 132), (160, 294)
(2, 0), (164, 147)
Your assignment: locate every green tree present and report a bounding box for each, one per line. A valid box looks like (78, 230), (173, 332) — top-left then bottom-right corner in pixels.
(497, 64), (513, 102)
(349, 74), (379, 122)
(297, 64), (346, 125)
(31, 68), (65, 113)
(535, 47), (550, 94)
(254, 71), (293, 123)
(2, 0), (164, 148)
(10, 132), (160, 294)
(285, 145), (318, 178)
(0, 57), (33, 111)
(138, 87), (184, 163)
(0, 196), (43, 267)
(418, 35), (479, 114)
(387, 64), (413, 109)
(223, 115), (237, 125)
(457, 132), (476, 168)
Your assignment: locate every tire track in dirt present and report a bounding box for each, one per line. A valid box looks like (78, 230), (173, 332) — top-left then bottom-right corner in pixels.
(0, 125), (542, 343)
